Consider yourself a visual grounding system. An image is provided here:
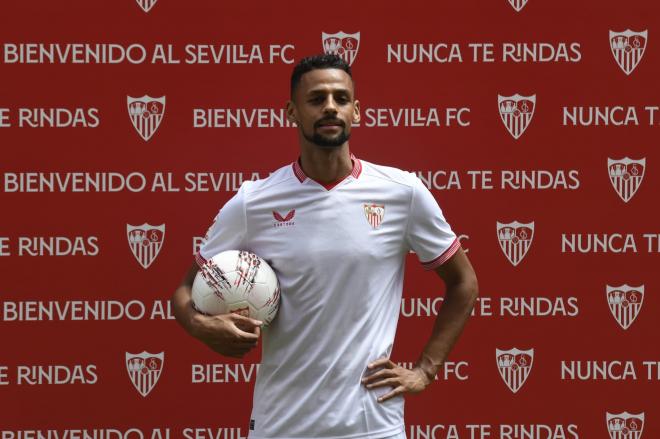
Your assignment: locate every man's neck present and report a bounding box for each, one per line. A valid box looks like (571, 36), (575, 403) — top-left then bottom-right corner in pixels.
(299, 144), (353, 184)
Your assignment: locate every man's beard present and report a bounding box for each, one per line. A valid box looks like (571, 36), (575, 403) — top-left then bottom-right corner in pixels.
(302, 120), (351, 148)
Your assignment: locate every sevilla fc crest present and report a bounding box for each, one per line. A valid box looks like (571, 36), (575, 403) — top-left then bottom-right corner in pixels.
(127, 223), (165, 269)
(135, 0), (158, 13)
(610, 30), (648, 75)
(607, 412), (644, 439)
(497, 221), (534, 266)
(496, 348), (533, 393)
(322, 31), (360, 66)
(608, 158), (645, 203)
(127, 95), (166, 141)
(364, 204), (385, 229)
(125, 351), (164, 397)
(498, 94), (536, 139)
(508, 0), (529, 12)
(606, 285), (644, 330)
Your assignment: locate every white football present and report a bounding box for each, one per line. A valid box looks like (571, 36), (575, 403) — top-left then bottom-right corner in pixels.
(192, 250), (280, 325)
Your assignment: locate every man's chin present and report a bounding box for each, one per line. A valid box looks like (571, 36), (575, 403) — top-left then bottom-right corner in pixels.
(315, 140), (344, 149)
(307, 132), (350, 148)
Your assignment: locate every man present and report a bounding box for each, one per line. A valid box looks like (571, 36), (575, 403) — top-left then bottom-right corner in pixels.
(172, 54), (478, 439)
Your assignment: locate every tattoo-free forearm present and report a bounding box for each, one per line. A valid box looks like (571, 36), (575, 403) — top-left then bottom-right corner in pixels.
(415, 279), (478, 380)
(171, 262), (200, 336)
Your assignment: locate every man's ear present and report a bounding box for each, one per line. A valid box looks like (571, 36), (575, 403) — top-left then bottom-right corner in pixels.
(353, 99), (361, 124)
(286, 100), (298, 125)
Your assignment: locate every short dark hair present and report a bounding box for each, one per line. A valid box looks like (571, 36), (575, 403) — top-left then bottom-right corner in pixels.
(290, 54), (353, 98)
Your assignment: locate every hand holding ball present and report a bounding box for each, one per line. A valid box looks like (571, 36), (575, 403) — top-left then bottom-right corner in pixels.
(192, 250), (280, 326)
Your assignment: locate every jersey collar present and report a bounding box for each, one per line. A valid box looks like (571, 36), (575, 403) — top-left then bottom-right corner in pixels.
(292, 153), (362, 189)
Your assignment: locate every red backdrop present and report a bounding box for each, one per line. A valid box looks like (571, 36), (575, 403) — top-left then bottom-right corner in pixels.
(1, 1), (658, 438)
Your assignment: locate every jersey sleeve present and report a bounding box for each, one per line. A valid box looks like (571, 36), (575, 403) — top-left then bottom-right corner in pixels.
(405, 176), (460, 270)
(195, 184), (248, 267)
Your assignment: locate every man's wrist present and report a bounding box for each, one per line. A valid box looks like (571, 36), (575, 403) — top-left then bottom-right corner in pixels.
(415, 353), (442, 383)
(188, 305), (206, 339)
(411, 366), (434, 386)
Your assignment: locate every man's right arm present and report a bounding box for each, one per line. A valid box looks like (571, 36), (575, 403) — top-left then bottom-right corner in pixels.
(171, 261), (263, 358)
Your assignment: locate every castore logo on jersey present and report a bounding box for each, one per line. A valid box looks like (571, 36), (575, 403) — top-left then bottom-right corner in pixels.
(273, 210), (295, 227)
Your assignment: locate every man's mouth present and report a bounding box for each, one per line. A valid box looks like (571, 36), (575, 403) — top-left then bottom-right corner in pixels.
(316, 120), (344, 128)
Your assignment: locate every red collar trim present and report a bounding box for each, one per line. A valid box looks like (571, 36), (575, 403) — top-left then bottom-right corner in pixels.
(350, 154), (363, 179)
(292, 160), (307, 183)
(292, 154), (362, 186)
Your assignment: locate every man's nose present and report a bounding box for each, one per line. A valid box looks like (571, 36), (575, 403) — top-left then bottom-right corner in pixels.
(322, 96), (338, 114)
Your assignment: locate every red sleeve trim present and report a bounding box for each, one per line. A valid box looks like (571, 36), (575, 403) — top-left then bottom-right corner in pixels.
(420, 238), (461, 270)
(195, 252), (207, 268)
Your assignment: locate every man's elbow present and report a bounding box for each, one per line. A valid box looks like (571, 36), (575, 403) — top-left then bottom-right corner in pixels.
(452, 264), (479, 307)
(464, 273), (479, 305)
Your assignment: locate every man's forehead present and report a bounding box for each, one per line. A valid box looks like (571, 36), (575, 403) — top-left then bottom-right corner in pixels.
(299, 68), (353, 93)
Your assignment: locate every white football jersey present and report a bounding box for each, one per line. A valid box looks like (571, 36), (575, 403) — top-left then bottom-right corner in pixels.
(197, 156), (459, 439)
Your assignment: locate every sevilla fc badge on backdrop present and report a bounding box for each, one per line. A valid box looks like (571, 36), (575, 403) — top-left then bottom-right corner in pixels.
(608, 158), (645, 203)
(322, 31), (360, 66)
(606, 412), (644, 439)
(125, 351), (164, 397)
(606, 284), (644, 330)
(127, 223), (166, 269)
(135, 0), (158, 13)
(127, 95), (166, 141)
(498, 94), (536, 139)
(496, 348), (534, 393)
(497, 221), (534, 266)
(609, 30), (648, 75)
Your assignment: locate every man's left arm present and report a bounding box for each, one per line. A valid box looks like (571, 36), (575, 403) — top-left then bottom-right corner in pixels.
(362, 247), (478, 402)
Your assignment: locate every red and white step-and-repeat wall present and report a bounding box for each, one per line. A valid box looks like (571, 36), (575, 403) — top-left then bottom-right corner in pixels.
(1, 0), (658, 438)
